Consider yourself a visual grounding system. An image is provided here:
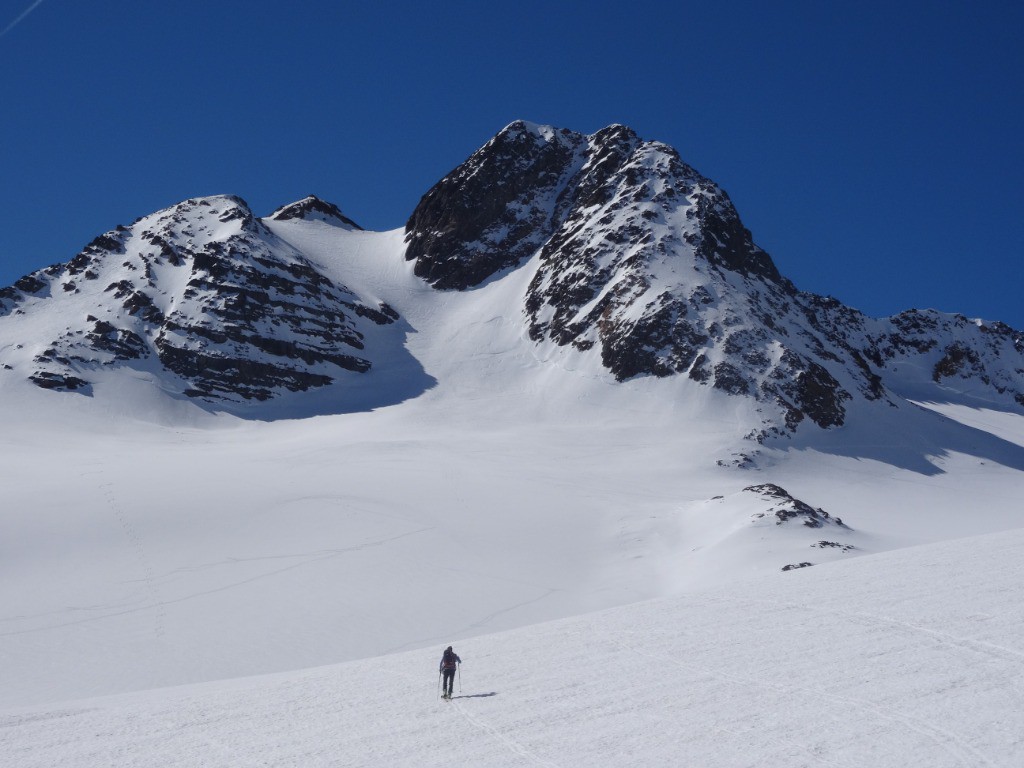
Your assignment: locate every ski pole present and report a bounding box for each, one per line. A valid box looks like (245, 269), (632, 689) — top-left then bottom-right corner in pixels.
(437, 671), (441, 700)
(458, 663), (462, 693)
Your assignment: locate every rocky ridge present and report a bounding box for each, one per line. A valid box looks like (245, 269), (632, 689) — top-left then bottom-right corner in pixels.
(0, 195), (396, 401)
(269, 195), (363, 229)
(1, 122), (1022, 429)
(694, 484), (859, 574)
(405, 121), (1024, 435)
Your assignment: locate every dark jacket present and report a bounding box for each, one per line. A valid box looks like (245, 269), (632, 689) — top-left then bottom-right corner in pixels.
(440, 648), (461, 672)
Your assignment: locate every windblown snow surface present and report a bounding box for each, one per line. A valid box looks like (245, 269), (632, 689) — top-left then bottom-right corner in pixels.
(2, 220), (1023, 765)
(4, 532), (1023, 767)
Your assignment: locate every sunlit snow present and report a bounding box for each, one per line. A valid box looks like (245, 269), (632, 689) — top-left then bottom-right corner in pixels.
(1, 212), (1022, 766)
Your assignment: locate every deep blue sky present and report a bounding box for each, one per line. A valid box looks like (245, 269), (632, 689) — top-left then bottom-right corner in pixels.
(2, 1), (1021, 327)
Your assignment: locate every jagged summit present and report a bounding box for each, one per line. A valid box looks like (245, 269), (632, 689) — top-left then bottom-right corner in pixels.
(405, 121), (784, 291)
(0, 194), (396, 403)
(499, 119), (571, 142)
(404, 121), (1023, 434)
(269, 196), (362, 229)
(0, 121), (1021, 432)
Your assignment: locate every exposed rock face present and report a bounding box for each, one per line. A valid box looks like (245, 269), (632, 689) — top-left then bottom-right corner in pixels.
(406, 121), (1024, 434)
(743, 484), (855, 572)
(405, 123), (582, 289)
(268, 196), (363, 229)
(781, 562), (814, 571)
(29, 370), (90, 392)
(2, 121), (1022, 426)
(744, 484), (847, 529)
(0, 195), (396, 402)
(695, 485), (858, 575)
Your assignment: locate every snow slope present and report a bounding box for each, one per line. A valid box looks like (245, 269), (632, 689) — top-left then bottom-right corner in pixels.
(0, 123), (1022, 759)
(4, 528), (1022, 767)
(1, 211), (1023, 711)
(1, 340), (1022, 711)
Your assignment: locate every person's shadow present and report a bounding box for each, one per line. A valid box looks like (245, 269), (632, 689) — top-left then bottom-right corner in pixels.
(452, 692), (498, 700)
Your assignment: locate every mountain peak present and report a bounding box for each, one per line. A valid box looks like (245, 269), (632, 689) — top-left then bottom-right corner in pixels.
(590, 122), (639, 144)
(135, 195), (264, 239)
(1, 123), (1021, 432)
(0, 191), (393, 404)
(268, 196), (362, 229)
(171, 194), (255, 220)
(497, 120), (567, 143)
(404, 121), (783, 292)
(403, 121), (1024, 433)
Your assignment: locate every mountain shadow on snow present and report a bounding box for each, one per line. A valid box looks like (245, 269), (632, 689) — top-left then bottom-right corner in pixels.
(0, 122), (1022, 430)
(404, 121), (1024, 439)
(0, 195), (435, 418)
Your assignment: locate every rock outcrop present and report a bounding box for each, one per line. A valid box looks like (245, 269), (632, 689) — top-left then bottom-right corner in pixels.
(2, 122), (1022, 428)
(0, 195), (396, 402)
(405, 121), (1024, 434)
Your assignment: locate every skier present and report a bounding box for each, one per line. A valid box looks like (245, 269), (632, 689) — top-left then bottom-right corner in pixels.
(439, 645), (461, 699)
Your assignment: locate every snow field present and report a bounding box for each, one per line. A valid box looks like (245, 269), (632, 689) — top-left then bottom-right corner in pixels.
(1, 208), (1023, 767)
(1, 364), (1023, 711)
(4, 528), (1023, 767)
(0, 376), (742, 708)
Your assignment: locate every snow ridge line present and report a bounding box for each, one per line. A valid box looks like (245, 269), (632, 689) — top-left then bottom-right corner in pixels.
(0, 528), (432, 638)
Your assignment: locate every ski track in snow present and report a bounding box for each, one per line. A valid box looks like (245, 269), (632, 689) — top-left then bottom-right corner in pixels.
(450, 698), (563, 768)
(0, 527), (432, 638)
(0, 206), (1023, 764)
(97, 462), (168, 643)
(769, 599), (1024, 667)
(5, 530), (1023, 766)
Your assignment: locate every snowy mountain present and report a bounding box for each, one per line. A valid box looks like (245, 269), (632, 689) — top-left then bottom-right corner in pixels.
(1, 121), (1023, 744)
(0, 195), (398, 404)
(406, 121), (1024, 436)
(2, 121), (1021, 433)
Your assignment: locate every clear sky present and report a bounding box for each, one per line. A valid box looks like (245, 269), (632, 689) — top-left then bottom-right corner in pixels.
(2, 1), (1021, 327)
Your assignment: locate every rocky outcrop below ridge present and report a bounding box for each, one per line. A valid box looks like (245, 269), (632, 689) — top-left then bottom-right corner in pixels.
(742, 483), (857, 572)
(405, 121), (1024, 434)
(744, 484), (847, 529)
(0, 195), (396, 402)
(693, 485), (859, 574)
